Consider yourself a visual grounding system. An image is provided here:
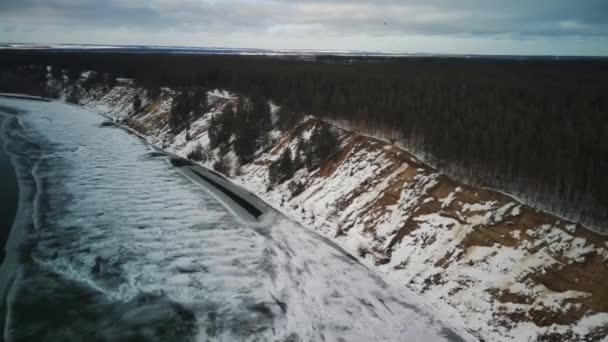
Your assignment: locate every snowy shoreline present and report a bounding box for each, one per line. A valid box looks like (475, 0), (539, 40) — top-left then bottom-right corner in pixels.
(0, 95), (477, 341)
(19, 78), (608, 340)
(72, 93), (480, 340)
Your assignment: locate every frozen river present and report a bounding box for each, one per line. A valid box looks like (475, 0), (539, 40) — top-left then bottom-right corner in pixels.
(0, 97), (471, 341)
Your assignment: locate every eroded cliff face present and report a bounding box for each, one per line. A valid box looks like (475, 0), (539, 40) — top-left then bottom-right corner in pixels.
(68, 76), (608, 341)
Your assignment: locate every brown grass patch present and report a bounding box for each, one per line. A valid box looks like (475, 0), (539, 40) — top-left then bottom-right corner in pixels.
(531, 253), (608, 313)
(495, 289), (533, 305)
(318, 136), (358, 178)
(361, 164), (419, 220)
(430, 177), (456, 200)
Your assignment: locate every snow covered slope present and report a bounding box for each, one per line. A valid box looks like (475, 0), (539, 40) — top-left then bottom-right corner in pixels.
(1, 97), (474, 341)
(62, 75), (608, 341)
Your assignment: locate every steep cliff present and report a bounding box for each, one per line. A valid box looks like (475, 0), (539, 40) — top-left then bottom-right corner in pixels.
(66, 75), (608, 341)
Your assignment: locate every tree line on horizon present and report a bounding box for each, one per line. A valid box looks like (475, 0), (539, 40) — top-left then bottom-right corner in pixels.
(0, 50), (607, 229)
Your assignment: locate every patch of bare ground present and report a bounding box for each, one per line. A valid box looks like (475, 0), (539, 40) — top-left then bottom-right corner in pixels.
(433, 181), (548, 255)
(455, 214), (607, 335)
(318, 135), (358, 178)
(385, 214), (427, 255)
(493, 288), (533, 305)
(90, 84), (608, 340)
(534, 253), (608, 311)
(516, 209), (560, 238)
(318, 123), (608, 293)
(430, 176), (456, 199)
(434, 250), (460, 269)
(382, 176), (461, 259)
(358, 182), (435, 260)
(326, 123), (427, 168)
(336, 134), (608, 337)
(137, 99), (170, 132)
(493, 289), (588, 330)
(570, 222), (608, 250)
(438, 189), (608, 334)
(332, 141), (420, 235)
(124, 118), (150, 136)
(356, 166), (422, 240)
(456, 216), (522, 251)
(270, 119), (319, 156)
(420, 273), (446, 293)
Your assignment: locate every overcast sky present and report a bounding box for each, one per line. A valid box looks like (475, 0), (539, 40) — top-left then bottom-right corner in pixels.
(1, 0), (607, 55)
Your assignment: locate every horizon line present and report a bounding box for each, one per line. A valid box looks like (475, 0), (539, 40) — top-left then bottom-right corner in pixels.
(1, 41), (607, 59)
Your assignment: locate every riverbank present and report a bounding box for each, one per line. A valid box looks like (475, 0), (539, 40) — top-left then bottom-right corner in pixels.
(0, 95), (473, 342)
(76, 83), (608, 341)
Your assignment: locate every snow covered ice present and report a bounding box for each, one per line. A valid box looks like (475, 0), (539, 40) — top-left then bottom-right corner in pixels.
(0, 98), (471, 341)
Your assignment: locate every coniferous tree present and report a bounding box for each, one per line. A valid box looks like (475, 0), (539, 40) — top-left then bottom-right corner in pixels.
(169, 91), (191, 131)
(147, 86), (161, 100)
(268, 162), (280, 187)
(293, 145), (303, 170)
(278, 148), (294, 181)
(133, 94), (142, 113)
(234, 106), (259, 165)
(250, 94), (273, 135)
(213, 154), (230, 175)
(209, 104), (235, 148)
(3, 51), (608, 229)
(208, 113), (221, 148)
(269, 147), (294, 184)
(191, 88), (208, 111)
(310, 125), (338, 166)
(276, 106), (299, 131)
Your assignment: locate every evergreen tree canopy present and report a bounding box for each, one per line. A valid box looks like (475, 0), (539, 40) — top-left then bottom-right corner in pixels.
(3, 51), (608, 227)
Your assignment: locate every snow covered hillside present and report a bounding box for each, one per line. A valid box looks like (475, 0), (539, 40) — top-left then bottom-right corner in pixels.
(58, 72), (608, 341)
(1, 97), (476, 341)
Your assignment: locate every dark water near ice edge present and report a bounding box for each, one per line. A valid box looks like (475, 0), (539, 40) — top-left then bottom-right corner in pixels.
(0, 129), (18, 264)
(0, 98), (471, 342)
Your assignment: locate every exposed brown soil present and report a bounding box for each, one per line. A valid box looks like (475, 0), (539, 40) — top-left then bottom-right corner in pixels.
(303, 120), (608, 339)
(105, 87), (608, 340)
(533, 254), (608, 311)
(270, 119), (319, 156)
(318, 135), (357, 178)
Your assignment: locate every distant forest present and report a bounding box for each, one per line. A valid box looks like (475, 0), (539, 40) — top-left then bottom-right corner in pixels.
(1, 50), (607, 229)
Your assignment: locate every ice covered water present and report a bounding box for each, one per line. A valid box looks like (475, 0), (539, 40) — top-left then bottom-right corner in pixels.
(0, 98), (469, 341)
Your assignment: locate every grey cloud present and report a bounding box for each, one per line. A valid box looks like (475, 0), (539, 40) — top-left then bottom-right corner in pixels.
(0, 0), (607, 39)
(0, 0), (161, 28)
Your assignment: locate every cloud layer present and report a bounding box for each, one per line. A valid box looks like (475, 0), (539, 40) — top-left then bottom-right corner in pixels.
(1, 0), (607, 55)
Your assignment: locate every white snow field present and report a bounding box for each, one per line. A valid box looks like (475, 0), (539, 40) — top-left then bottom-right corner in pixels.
(0, 97), (472, 341)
